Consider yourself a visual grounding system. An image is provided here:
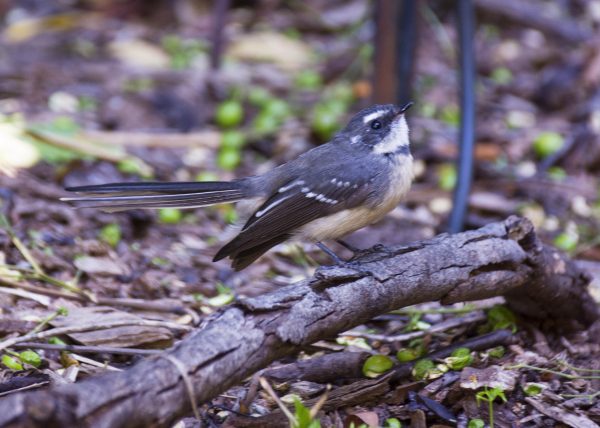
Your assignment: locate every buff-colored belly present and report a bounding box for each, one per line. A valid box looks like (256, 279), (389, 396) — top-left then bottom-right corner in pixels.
(300, 156), (413, 241)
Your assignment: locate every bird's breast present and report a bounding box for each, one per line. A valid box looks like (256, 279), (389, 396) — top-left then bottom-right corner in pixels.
(300, 155), (413, 241)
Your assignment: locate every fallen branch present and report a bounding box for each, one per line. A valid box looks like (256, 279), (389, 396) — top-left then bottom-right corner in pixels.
(0, 216), (595, 427)
(474, 0), (592, 44)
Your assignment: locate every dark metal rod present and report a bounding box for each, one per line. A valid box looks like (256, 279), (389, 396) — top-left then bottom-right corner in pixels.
(395, 0), (418, 104)
(449, 0), (476, 233)
(210, 0), (230, 70)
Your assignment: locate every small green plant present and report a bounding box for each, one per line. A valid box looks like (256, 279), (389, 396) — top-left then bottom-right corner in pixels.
(384, 417), (402, 428)
(411, 358), (447, 380)
(438, 163), (457, 191)
(99, 223), (121, 248)
(522, 382), (545, 396)
(215, 100), (244, 129)
(467, 419), (485, 428)
(2, 349), (43, 370)
(444, 347), (473, 370)
(217, 146), (242, 170)
(294, 70), (322, 91)
(490, 67), (512, 85)
(486, 346), (505, 359)
(554, 231), (578, 253)
(533, 131), (563, 158)
(158, 208), (182, 224)
(485, 305), (517, 332)
(161, 35), (205, 69)
(475, 386), (507, 428)
(2, 354), (23, 370)
(221, 130), (246, 150)
(202, 282), (235, 307)
(251, 98), (290, 137)
(292, 397), (321, 428)
(362, 355), (393, 378)
(396, 339), (426, 362)
(259, 377), (327, 428)
(403, 313), (431, 332)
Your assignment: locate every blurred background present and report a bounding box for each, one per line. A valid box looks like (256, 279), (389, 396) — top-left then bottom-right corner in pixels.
(0, 0), (599, 297)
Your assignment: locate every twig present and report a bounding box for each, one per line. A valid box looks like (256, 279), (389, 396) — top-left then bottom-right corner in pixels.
(259, 377), (296, 423)
(343, 311), (486, 343)
(0, 286), (50, 306)
(11, 342), (161, 356)
(509, 364), (600, 380)
(0, 277), (82, 300)
(0, 277), (186, 313)
(0, 319), (191, 352)
(0, 215), (44, 276)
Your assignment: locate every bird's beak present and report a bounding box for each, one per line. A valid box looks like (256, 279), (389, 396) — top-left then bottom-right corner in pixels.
(398, 102), (414, 115)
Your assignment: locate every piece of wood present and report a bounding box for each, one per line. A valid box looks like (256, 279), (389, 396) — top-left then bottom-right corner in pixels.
(474, 0), (592, 44)
(0, 216), (595, 427)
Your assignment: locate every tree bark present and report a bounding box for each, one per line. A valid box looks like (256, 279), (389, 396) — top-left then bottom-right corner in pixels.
(0, 216), (595, 428)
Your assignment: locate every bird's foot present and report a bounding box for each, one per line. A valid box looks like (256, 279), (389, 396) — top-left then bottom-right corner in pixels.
(315, 242), (374, 276)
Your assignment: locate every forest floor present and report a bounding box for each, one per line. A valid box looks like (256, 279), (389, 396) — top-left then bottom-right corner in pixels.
(0, 1), (599, 426)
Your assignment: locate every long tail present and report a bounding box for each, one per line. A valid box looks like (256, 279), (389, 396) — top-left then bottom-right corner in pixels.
(62, 181), (248, 211)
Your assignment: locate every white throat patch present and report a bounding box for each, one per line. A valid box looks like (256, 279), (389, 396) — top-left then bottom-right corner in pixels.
(372, 116), (410, 154)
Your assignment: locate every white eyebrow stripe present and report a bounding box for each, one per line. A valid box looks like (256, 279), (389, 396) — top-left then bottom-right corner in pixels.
(362, 110), (386, 124)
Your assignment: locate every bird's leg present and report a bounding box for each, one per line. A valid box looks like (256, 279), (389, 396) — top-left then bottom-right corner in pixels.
(315, 241), (345, 265)
(336, 239), (362, 254)
(315, 242), (373, 276)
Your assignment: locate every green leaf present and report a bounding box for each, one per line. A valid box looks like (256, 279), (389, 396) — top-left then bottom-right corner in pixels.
(445, 347), (473, 370)
(48, 337), (67, 346)
(215, 100), (244, 129)
(396, 348), (420, 362)
(158, 208), (183, 224)
(2, 354), (23, 370)
(253, 112), (280, 136)
(293, 397), (312, 428)
(440, 104), (460, 126)
(523, 382), (544, 396)
(217, 146), (242, 171)
(438, 164), (457, 191)
(362, 355), (394, 378)
(262, 99), (290, 121)
(487, 305), (517, 332)
(195, 171), (219, 182)
(247, 87), (271, 107)
(412, 358), (435, 380)
(19, 350), (42, 368)
(385, 417), (402, 428)
(533, 132), (564, 158)
(294, 70), (322, 91)
(221, 130), (246, 150)
(99, 223), (121, 248)
(554, 232), (578, 253)
(487, 346), (505, 359)
(490, 67), (512, 85)
(468, 419), (485, 428)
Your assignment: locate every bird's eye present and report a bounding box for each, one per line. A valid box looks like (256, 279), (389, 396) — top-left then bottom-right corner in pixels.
(370, 120), (382, 130)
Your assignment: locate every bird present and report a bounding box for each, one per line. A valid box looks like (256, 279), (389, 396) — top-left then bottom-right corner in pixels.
(63, 103), (414, 271)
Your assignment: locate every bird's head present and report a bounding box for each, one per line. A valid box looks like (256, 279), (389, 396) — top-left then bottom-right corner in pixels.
(341, 103), (413, 156)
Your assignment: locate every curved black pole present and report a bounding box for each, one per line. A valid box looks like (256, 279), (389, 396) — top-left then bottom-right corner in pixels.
(449, 0), (476, 233)
(395, 0), (418, 105)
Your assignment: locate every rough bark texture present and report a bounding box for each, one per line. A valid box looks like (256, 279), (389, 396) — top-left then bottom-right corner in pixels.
(0, 216), (596, 427)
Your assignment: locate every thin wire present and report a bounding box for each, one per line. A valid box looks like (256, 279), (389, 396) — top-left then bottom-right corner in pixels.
(449, 0), (476, 233)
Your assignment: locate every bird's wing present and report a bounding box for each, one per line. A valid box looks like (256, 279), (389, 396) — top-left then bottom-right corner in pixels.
(214, 169), (373, 263)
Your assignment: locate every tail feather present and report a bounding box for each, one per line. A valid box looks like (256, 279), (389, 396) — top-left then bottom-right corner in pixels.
(62, 181), (248, 210)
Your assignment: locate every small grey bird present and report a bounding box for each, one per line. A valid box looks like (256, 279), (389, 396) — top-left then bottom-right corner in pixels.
(63, 103), (414, 270)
